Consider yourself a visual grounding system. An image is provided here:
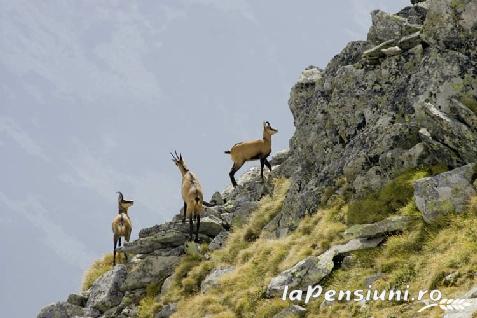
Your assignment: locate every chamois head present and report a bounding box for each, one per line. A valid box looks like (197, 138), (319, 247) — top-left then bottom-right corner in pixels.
(117, 191), (134, 213)
(171, 151), (189, 176)
(263, 121), (278, 136)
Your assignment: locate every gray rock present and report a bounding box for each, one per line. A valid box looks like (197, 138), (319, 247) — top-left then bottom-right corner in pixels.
(397, 5), (427, 25)
(398, 31), (422, 50)
(267, 238), (383, 296)
(38, 302), (85, 318)
(86, 265), (127, 313)
(363, 39), (397, 59)
(443, 271), (460, 286)
(272, 305), (306, 318)
(67, 293), (88, 307)
(155, 303), (177, 318)
(208, 230), (229, 251)
(422, 0), (477, 53)
(270, 149), (291, 166)
(200, 266), (234, 293)
(297, 66), (323, 85)
(381, 46), (402, 56)
(210, 191), (224, 206)
(197, 215), (225, 237)
(367, 10), (422, 44)
(364, 273), (384, 288)
(122, 255), (180, 291)
(344, 215), (414, 239)
(160, 275), (174, 297)
(416, 102), (477, 165)
(123, 231), (189, 255)
(414, 164), (476, 223)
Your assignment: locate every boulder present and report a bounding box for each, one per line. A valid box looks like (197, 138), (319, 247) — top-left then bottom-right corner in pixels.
(208, 230), (229, 251)
(414, 164), (476, 223)
(367, 10), (422, 44)
(37, 302), (85, 318)
(67, 293), (88, 307)
(297, 66), (322, 85)
(122, 255), (180, 291)
(200, 266), (234, 293)
(197, 215), (225, 237)
(344, 215), (414, 239)
(267, 238), (383, 296)
(86, 265), (127, 313)
(272, 305), (306, 318)
(160, 275), (174, 297)
(270, 149), (291, 166)
(210, 191), (224, 206)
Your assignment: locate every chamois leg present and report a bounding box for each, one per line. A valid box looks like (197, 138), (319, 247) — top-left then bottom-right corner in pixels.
(264, 158), (272, 172)
(195, 214), (201, 243)
(118, 237), (122, 247)
(189, 213), (193, 241)
(229, 162), (243, 187)
(113, 235), (118, 266)
(260, 158), (265, 180)
(182, 202), (187, 224)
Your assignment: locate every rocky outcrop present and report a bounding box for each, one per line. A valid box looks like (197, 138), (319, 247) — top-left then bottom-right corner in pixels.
(414, 163), (476, 223)
(267, 0), (477, 237)
(267, 237), (383, 296)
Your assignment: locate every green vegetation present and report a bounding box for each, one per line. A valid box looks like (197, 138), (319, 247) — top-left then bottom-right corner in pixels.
(316, 197), (477, 318)
(137, 283), (162, 318)
(152, 177), (350, 318)
(81, 253), (125, 291)
(346, 166), (447, 225)
(130, 168), (477, 318)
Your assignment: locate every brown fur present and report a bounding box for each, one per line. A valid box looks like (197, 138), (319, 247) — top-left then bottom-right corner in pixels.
(112, 191), (134, 266)
(171, 151), (205, 242)
(225, 121), (278, 187)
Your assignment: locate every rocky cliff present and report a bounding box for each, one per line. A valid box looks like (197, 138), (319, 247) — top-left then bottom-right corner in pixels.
(38, 0), (477, 317)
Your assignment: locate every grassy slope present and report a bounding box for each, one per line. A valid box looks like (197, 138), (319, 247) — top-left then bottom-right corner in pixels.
(82, 168), (477, 318)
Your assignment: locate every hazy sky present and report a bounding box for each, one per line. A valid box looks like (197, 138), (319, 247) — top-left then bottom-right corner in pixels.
(0, 0), (408, 316)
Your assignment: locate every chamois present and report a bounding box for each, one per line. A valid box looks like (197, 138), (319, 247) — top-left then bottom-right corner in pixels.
(225, 121), (278, 187)
(171, 151), (206, 242)
(112, 191), (134, 266)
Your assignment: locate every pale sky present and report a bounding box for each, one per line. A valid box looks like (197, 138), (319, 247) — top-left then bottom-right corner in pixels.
(0, 0), (408, 316)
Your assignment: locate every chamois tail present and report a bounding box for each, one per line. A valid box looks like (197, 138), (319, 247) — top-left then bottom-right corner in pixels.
(224, 150), (231, 154)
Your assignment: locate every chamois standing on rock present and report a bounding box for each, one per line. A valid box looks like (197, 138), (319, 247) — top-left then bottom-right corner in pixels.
(225, 121), (278, 187)
(112, 191), (133, 266)
(171, 151), (207, 242)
